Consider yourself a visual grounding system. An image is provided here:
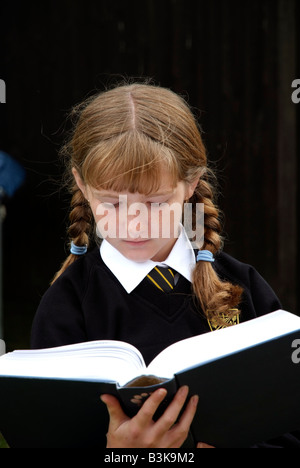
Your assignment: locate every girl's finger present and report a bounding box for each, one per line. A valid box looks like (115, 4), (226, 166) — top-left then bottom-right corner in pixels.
(155, 386), (190, 433)
(174, 394), (199, 433)
(134, 388), (168, 426)
(178, 395), (199, 429)
(100, 394), (129, 429)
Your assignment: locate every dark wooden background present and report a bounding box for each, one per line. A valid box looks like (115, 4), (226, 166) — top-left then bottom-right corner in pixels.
(0, 0), (299, 349)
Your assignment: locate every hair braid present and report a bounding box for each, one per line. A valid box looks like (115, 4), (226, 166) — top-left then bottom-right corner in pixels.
(191, 175), (243, 327)
(68, 184), (92, 245)
(51, 183), (93, 284)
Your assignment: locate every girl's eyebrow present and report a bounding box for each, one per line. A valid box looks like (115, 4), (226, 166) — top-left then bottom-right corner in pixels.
(147, 190), (174, 198)
(92, 190), (119, 198)
(92, 189), (174, 198)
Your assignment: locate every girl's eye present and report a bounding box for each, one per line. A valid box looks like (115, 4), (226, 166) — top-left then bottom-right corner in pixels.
(147, 198), (169, 205)
(102, 202), (119, 209)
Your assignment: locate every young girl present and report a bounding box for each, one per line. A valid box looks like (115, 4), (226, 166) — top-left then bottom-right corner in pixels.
(31, 82), (295, 448)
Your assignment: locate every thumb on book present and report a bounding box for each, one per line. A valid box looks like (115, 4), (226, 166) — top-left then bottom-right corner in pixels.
(100, 394), (129, 426)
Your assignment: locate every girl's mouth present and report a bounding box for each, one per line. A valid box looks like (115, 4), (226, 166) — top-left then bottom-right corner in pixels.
(123, 239), (150, 246)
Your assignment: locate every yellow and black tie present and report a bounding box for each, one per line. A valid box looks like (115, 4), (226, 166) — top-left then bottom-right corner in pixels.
(147, 266), (175, 292)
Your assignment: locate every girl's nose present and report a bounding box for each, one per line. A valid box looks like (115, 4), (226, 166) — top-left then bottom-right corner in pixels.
(127, 202), (149, 239)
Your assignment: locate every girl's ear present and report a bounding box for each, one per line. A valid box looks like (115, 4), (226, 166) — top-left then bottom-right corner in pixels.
(185, 177), (200, 200)
(72, 167), (88, 199)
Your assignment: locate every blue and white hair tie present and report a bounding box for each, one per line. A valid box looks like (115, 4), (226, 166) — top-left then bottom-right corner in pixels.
(70, 241), (88, 255)
(196, 250), (215, 262)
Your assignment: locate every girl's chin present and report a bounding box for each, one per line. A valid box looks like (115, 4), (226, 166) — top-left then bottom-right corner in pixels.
(119, 238), (175, 263)
(117, 239), (157, 261)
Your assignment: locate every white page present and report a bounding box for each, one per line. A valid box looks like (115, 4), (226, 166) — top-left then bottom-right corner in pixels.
(0, 340), (146, 386)
(147, 310), (300, 379)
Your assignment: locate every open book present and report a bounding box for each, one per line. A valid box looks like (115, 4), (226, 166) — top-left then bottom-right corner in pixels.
(1, 309), (299, 386)
(0, 310), (300, 448)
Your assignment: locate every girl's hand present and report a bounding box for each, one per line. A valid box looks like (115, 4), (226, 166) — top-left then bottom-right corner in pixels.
(100, 385), (199, 448)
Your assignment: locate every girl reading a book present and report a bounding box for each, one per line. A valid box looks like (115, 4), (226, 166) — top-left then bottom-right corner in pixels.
(31, 82), (297, 448)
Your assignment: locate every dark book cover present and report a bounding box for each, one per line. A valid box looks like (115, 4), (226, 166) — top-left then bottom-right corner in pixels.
(0, 330), (300, 448)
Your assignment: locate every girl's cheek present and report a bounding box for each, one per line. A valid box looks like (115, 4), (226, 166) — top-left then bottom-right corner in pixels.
(94, 204), (118, 239)
(149, 203), (183, 238)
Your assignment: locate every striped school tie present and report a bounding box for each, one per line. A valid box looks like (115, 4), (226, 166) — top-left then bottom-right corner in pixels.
(147, 266), (175, 292)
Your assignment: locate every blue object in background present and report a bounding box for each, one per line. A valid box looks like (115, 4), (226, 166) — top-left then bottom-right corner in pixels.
(0, 151), (25, 198)
(0, 151), (25, 339)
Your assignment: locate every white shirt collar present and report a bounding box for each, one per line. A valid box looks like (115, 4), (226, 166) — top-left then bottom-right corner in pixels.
(100, 227), (196, 293)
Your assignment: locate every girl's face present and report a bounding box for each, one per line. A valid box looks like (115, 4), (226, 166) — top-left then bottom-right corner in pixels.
(73, 170), (198, 262)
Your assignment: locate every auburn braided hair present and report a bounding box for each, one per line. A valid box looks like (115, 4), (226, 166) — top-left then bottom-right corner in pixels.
(51, 183), (93, 284)
(52, 81), (243, 326)
(190, 176), (243, 326)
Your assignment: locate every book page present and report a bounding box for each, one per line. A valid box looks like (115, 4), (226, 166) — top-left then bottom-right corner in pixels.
(0, 340), (146, 386)
(147, 310), (300, 379)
